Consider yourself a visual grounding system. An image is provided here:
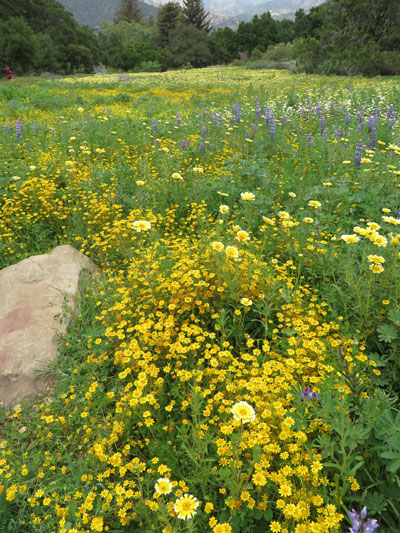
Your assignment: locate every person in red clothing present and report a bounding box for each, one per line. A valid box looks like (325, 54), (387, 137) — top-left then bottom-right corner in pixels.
(5, 67), (12, 80)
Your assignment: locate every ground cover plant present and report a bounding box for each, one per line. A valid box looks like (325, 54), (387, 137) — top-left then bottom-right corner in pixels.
(1, 67), (400, 532)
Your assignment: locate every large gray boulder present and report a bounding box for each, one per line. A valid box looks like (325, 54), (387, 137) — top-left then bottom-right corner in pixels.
(0, 245), (96, 406)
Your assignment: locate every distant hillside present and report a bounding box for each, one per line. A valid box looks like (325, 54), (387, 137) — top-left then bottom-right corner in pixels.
(58, 0), (158, 27)
(58, 0), (324, 30)
(239, 0), (325, 21)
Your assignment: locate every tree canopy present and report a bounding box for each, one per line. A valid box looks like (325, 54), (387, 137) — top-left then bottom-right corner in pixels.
(182, 0), (211, 33)
(113, 0), (142, 24)
(1, 0), (399, 76)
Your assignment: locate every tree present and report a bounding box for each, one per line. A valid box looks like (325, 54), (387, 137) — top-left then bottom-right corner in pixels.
(0, 16), (39, 73)
(168, 21), (212, 67)
(0, 0), (101, 74)
(276, 18), (295, 43)
(209, 27), (238, 64)
(296, 0), (400, 76)
(157, 2), (182, 46)
(99, 20), (158, 70)
(182, 0), (211, 33)
(114, 0), (142, 24)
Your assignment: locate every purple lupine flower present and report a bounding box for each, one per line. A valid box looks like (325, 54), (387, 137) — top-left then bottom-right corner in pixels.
(386, 105), (393, 119)
(106, 108), (110, 119)
(202, 108), (207, 119)
(176, 112), (181, 127)
(153, 119), (158, 132)
(330, 100), (335, 113)
(357, 109), (364, 132)
(369, 128), (377, 150)
(322, 131), (328, 140)
(348, 507), (379, 532)
(201, 126), (206, 139)
(199, 143), (205, 152)
(367, 115), (373, 133)
(149, 105), (152, 118)
(269, 118), (276, 140)
(33, 120), (38, 134)
(307, 133), (312, 149)
(389, 118), (396, 132)
(15, 119), (22, 139)
(346, 109), (350, 125)
(281, 113), (286, 128)
(181, 139), (186, 149)
(256, 100), (261, 120)
(211, 112), (217, 125)
(153, 139), (158, 146)
(8, 118), (13, 130)
(320, 116), (325, 135)
(264, 105), (270, 124)
(245, 130), (250, 137)
(252, 122), (257, 133)
(301, 387), (319, 400)
(355, 140), (363, 166)
(235, 100), (241, 123)
(315, 103), (321, 117)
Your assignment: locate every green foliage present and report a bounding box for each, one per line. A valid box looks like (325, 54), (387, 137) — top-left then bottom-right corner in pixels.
(0, 17), (39, 74)
(182, 0), (211, 33)
(0, 0), (100, 74)
(2, 66), (400, 531)
(100, 20), (158, 70)
(113, 0), (142, 24)
(295, 0), (400, 76)
(156, 1), (182, 47)
(168, 22), (212, 68)
(247, 42), (296, 70)
(209, 27), (238, 64)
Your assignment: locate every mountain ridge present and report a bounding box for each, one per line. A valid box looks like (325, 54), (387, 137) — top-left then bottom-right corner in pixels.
(57, 0), (325, 29)
(57, 0), (158, 27)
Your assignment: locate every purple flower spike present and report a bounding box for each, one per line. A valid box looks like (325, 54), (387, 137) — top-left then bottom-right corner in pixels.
(355, 140), (363, 167)
(348, 507), (379, 532)
(301, 387), (319, 401)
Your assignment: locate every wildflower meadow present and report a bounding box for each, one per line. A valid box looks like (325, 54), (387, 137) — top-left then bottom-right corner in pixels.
(1, 67), (400, 533)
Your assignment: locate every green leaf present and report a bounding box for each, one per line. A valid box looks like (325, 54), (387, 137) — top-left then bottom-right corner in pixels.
(263, 509), (273, 521)
(388, 308), (400, 326)
(389, 459), (400, 473)
(380, 451), (400, 460)
(377, 323), (398, 343)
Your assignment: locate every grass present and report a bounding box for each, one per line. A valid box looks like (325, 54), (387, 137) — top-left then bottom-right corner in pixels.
(0, 67), (400, 532)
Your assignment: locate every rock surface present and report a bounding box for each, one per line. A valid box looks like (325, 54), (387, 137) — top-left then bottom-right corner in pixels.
(0, 245), (96, 407)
